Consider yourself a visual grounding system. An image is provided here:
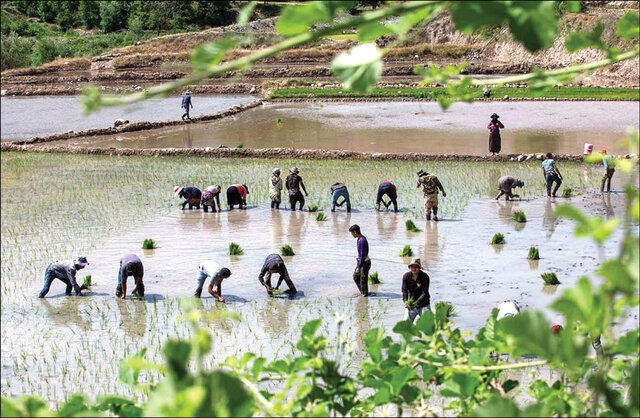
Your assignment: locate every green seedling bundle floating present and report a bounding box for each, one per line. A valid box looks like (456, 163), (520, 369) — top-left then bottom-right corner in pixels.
(491, 233), (506, 245)
(528, 247), (540, 260)
(368, 272), (381, 285)
(405, 220), (422, 232)
(562, 187), (572, 197)
(541, 272), (560, 285)
(315, 212), (327, 221)
(280, 245), (295, 256)
(512, 211), (527, 223)
(228, 242), (243, 255)
(399, 245), (413, 257)
(142, 238), (157, 249)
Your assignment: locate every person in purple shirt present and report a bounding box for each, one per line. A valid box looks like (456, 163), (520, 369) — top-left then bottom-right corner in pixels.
(349, 224), (370, 296)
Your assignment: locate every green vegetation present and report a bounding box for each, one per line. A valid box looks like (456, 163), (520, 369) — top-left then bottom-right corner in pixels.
(405, 219), (422, 232)
(315, 212), (327, 221)
(435, 301), (457, 318)
(541, 271), (561, 285)
(491, 233), (506, 245)
(368, 271), (381, 285)
(307, 204), (319, 212)
(280, 244), (295, 256)
(513, 211), (527, 223)
(142, 238), (156, 249)
(80, 274), (93, 291)
(562, 187), (573, 197)
(323, 33), (358, 41)
(228, 242), (243, 256)
(399, 245), (413, 257)
(236, 144), (244, 148)
(405, 297), (416, 310)
(528, 246), (540, 260)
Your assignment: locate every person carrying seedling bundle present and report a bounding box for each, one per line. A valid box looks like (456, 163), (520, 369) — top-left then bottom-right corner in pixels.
(330, 182), (351, 212)
(116, 254), (144, 299)
(402, 258), (430, 323)
(201, 185), (222, 212)
(416, 169), (447, 221)
(349, 224), (370, 297)
(194, 260), (231, 302)
(38, 256), (89, 298)
(600, 149), (615, 193)
(174, 186), (202, 210)
(227, 184), (249, 209)
(376, 181), (398, 212)
(495, 176), (524, 201)
(258, 254), (297, 295)
(269, 168), (283, 209)
(541, 152), (563, 198)
(286, 167), (308, 211)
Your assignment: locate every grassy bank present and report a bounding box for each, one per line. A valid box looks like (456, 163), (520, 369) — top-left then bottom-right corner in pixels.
(268, 86), (640, 101)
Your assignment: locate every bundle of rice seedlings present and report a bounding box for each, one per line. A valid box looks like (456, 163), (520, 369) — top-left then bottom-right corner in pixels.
(280, 245), (295, 256)
(405, 220), (422, 232)
(236, 144), (244, 148)
(562, 187), (572, 198)
(406, 297), (416, 310)
(399, 245), (413, 257)
(142, 238), (156, 249)
(315, 213), (327, 221)
(229, 242), (244, 255)
(80, 275), (93, 291)
(368, 272), (381, 284)
(307, 204), (319, 212)
(541, 272), (560, 285)
(276, 118), (283, 127)
(527, 247), (540, 260)
(490, 233), (506, 245)
(512, 211), (527, 223)
(435, 301), (457, 318)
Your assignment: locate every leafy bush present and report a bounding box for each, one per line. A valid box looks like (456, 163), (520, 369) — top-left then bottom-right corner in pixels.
(528, 246), (540, 260)
(31, 37), (58, 66)
(368, 271), (381, 284)
(315, 212), (327, 221)
(490, 233), (506, 245)
(541, 272), (560, 285)
(405, 219), (422, 232)
(228, 242), (243, 255)
(513, 211), (527, 223)
(399, 245), (413, 257)
(280, 244), (295, 256)
(562, 187), (572, 197)
(142, 238), (156, 249)
(435, 301), (457, 318)
(0, 35), (32, 70)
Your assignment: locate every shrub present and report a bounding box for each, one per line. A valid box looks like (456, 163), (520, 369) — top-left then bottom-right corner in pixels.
(229, 242), (243, 255)
(435, 301), (457, 318)
(399, 245), (413, 257)
(368, 272), (381, 284)
(562, 187), (572, 198)
(405, 220), (422, 232)
(541, 272), (560, 285)
(513, 211), (527, 223)
(315, 212), (327, 221)
(31, 38), (58, 66)
(142, 238), (156, 249)
(528, 246), (540, 260)
(491, 233), (506, 245)
(0, 35), (33, 70)
(280, 244), (295, 256)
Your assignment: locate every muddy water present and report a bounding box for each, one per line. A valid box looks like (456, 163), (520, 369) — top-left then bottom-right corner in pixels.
(0, 95), (252, 140)
(74, 101), (640, 154)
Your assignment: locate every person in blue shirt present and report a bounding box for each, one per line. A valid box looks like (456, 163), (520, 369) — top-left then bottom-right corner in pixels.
(541, 152), (563, 198)
(181, 91), (193, 121)
(600, 149), (615, 193)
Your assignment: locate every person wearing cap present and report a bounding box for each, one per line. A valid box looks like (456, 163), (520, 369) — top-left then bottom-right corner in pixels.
(376, 181), (398, 212)
(258, 254), (297, 295)
(201, 185), (222, 213)
(286, 167), (308, 211)
(116, 254), (144, 299)
(269, 168), (283, 209)
(541, 152), (563, 198)
(227, 184), (250, 210)
(330, 182), (351, 213)
(495, 176), (524, 201)
(402, 258), (430, 322)
(349, 224), (370, 297)
(38, 256), (88, 298)
(194, 260), (231, 301)
(174, 186), (202, 210)
(487, 113), (504, 155)
(416, 169), (447, 221)
(181, 90), (193, 121)
(600, 149), (615, 193)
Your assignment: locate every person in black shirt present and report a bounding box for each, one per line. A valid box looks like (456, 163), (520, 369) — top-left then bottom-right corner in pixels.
(402, 258), (430, 323)
(258, 254), (297, 295)
(286, 167), (308, 211)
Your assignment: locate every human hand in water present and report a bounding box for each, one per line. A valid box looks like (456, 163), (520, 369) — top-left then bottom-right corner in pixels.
(217, 296), (225, 303)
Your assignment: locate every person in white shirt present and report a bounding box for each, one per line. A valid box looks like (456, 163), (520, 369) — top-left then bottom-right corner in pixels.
(194, 261), (231, 302)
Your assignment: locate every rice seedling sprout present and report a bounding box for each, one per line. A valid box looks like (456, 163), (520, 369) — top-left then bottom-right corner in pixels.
(512, 211), (527, 223)
(368, 272), (381, 285)
(405, 220), (422, 232)
(562, 187), (572, 197)
(228, 242), (244, 255)
(527, 247), (540, 260)
(142, 238), (157, 249)
(399, 245), (413, 257)
(491, 233), (506, 245)
(315, 212), (327, 221)
(280, 245), (295, 256)
(541, 272), (560, 285)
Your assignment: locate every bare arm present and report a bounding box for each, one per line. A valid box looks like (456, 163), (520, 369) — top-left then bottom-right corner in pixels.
(208, 278), (224, 302)
(554, 163), (563, 179)
(120, 282), (127, 299)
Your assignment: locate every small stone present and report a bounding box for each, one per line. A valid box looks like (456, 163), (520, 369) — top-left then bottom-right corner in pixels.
(517, 154), (526, 162)
(504, 94), (509, 99)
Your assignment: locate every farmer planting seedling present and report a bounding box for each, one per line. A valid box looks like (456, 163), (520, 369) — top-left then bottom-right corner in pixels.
(417, 169), (446, 221)
(330, 182), (351, 212)
(258, 254), (297, 296)
(376, 181), (398, 212)
(194, 260), (231, 302)
(116, 254), (144, 299)
(495, 176), (525, 201)
(201, 185), (222, 213)
(38, 256), (88, 298)
(227, 184), (249, 210)
(402, 258), (431, 323)
(174, 186), (202, 210)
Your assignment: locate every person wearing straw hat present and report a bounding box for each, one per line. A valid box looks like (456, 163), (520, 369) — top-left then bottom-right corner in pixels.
(402, 258), (431, 323)
(416, 169), (446, 221)
(174, 186), (202, 210)
(600, 149), (615, 193)
(38, 256), (89, 298)
(286, 167), (308, 211)
(116, 254), (144, 299)
(181, 90), (193, 121)
(269, 168), (283, 209)
(487, 113), (504, 155)
(194, 260), (232, 301)
(495, 176), (524, 201)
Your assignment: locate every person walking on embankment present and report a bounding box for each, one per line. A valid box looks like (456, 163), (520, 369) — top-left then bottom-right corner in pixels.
(181, 90), (193, 121)
(201, 185), (222, 213)
(487, 113), (504, 155)
(349, 224), (370, 297)
(495, 176), (525, 201)
(542, 152), (563, 198)
(227, 184), (249, 210)
(286, 167), (308, 211)
(174, 186), (202, 210)
(417, 169), (447, 221)
(402, 258), (431, 323)
(600, 149), (615, 193)
(38, 257), (88, 298)
(330, 182), (351, 212)
(377, 181), (398, 212)
(258, 254), (297, 295)
(116, 254), (144, 299)
(194, 260), (231, 301)
(269, 168), (283, 209)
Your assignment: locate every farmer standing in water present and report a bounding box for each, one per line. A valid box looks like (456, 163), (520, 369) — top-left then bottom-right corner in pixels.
(417, 169), (447, 221)
(181, 90), (193, 121)
(487, 113), (504, 155)
(349, 224), (370, 297)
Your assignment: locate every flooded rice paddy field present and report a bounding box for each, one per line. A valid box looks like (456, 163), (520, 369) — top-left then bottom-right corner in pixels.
(0, 95), (252, 141)
(67, 101), (640, 155)
(1, 152), (637, 405)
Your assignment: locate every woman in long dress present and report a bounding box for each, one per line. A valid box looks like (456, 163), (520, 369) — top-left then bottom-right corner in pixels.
(488, 113), (504, 155)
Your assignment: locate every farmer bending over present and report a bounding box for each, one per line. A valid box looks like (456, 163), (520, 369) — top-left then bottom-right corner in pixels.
(227, 184), (249, 210)
(116, 254), (144, 299)
(330, 182), (351, 212)
(201, 185), (222, 213)
(194, 260), (231, 302)
(258, 254), (297, 295)
(376, 181), (398, 212)
(495, 176), (524, 201)
(174, 186), (202, 210)
(417, 169), (446, 221)
(38, 256), (88, 298)
(402, 258), (430, 323)
(349, 224), (370, 297)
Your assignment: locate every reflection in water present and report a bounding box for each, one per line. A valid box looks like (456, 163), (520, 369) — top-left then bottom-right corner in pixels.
(331, 212), (352, 238)
(528, 259), (540, 270)
(116, 299), (147, 340)
(354, 296), (371, 351)
(422, 221), (440, 269)
(287, 210), (306, 250)
(601, 193), (614, 219)
(270, 209), (285, 249)
(496, 200), (514, 223)
(183, 125), (192, 149)
(541, 284), (560, 295)
(542, 199), (560, 238)
(41, 298), (91, 331)
(260, 299), (291, 339)
(376, 212), (399, 237)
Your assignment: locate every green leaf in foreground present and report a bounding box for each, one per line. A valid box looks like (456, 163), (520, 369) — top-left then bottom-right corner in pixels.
(192, 39), (236, 72)
(617, 12), (639, 40)
(330, 43), (382, 93)
(237, 1), (258, 25)
(358, 22), (394, 42)
(505, 1), (559, 52)
(449, 1), (508, 33)
(276, 1), (354, 36)
(565, 23), (604, 53)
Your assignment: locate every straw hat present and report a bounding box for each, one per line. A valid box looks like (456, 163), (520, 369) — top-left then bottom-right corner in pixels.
(74, 256), (89, 267)
(290, 166), (299, 174)
(173, 186), (183, 197)
(491, 113), (500, 119)
(408, 258), (422, 269)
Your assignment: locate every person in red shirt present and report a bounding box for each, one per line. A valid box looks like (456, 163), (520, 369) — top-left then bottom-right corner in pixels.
(227, 184), (249, 210)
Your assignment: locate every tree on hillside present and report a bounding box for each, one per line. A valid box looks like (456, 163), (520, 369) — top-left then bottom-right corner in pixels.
(36, 0), (57, 23)
(55, 0), (79, 31)
(79, 0), (101, 30)
(193, 0), (234, 27)
(100, 0), (128, 33)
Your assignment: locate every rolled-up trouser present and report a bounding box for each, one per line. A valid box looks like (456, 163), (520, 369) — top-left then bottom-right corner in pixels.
(39, 265), (72, 297)
(403, 305), (431, 323)
(601, 168), (615, 192)
(116, 265), (144, 297)
(545, 173), (562, 196)
(264, 267), (297, 293)
(353, 258), (371, 296)
(331, 188), (351, 209)
(289, 193), (305, 211)
(376, 185), (397, 210)
(194, 270), (209, 297)
(423, 194), (438, 215)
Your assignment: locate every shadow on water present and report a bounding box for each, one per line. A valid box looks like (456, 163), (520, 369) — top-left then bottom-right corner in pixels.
(366, 292), (402, 299)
